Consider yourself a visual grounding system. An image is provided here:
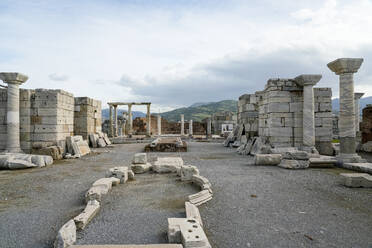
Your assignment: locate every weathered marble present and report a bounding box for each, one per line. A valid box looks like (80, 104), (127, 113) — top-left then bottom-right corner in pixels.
(113, 105), (118, 137)
(0, 72), (28, 153)
(207, 118), (212, 138)
(294, 74), (322, 148)
(354, 92), (364, 132)
(109, 105), (113, 137)
(146, 104), (151, 137)
(180, 114), (184, 136)
(189, 119), (193, 136)
(328, 58), (363, 160)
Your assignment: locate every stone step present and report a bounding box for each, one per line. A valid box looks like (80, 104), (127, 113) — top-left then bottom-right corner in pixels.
(340, 173), (372, 188)
(71, 245), (183, 248)
(309, 156), (337, 168)
(343, 163), (372, 174)
(188, 190), (213, 206)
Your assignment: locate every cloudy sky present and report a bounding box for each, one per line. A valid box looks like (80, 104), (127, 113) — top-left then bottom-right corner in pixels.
(1, 0), (372, 112)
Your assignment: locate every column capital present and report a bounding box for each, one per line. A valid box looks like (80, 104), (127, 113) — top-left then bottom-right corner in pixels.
(294, 74), (322, 87)
(0, 72), (28, 85)
(327, 58), (363, 75)
(354, 92), (364, 100)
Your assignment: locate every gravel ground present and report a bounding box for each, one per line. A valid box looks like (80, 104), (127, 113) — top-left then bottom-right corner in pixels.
(0, 142), (371, 248)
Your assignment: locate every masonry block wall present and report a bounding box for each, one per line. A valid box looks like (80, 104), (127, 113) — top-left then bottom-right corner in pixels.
(211, 111), (237, 135)
(0, 88), (74, 153)
(361, 105), (372, 143)
(237, 78), (333, 154)
(74, 97), (102, 140)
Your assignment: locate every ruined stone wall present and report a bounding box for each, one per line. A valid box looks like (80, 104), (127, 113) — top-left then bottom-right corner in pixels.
(0, 88), (74, 153)
(361, 104), (372, 143)
(74, 97), (102, 140)
(237, 79), (333, 153)
(211, 111), (237, 135)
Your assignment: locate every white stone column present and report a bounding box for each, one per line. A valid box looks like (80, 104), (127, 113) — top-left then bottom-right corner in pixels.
(207, 118), (212, 138)
(189, 119), (193, 136)
(180, 114), (184, 136)
(294, 74), (322, 148)
(128, 104), (133, 135)
(157, 114), (161, 136)
(0, 73), (28, 153)
(114, 105), (118, 137)
(354, 92), (364, 132)
(146, 104), (151, 137)
(109, 105), (113, 137)
(328, 58), (363, 157)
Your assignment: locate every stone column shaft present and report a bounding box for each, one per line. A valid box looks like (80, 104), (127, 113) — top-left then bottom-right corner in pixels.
(114, 105), (118, 137)
(0, 72), (28, 153)
(157, 115), (161, 136)
(109, 105), (113, 137)
(189, 120), (193, 136)
(128, 104), (133, 135)
(303, 85), (315, 147)
(207, 118), (212, 138)
(354, 93), (364, 132)
(180, 114), (184, 136)
(146, 104), (151, 137)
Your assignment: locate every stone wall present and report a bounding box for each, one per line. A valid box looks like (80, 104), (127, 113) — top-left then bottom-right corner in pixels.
(361, 104), (372, 143)
(0, 88), (74, 153)
(236, 78), (333, 154)
(211, 111), (237, 135)
(74, 97), (102, 140)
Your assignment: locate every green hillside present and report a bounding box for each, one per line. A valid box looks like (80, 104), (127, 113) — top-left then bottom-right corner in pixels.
(161, 100), (237, 122)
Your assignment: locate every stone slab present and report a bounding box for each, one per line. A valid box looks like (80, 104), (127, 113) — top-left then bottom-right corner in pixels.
(130, 163), (152, 174)
(54, 219), (76, 248)
(73, 200), (100, 230)
(180, 165), (199, 181)
(185, 202), (203, 227)
(278, 159), (309, 169)
(342, 163), (372, 175)
(106, 167), (129, 183)
(340, 173), (372, 188)
(309, 156), (337, 168)
(254, 154), (282, 165)
(132, 153), (147, 164)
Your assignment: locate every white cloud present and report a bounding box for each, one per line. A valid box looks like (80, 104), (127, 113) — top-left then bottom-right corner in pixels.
(0, 0), (371, 111)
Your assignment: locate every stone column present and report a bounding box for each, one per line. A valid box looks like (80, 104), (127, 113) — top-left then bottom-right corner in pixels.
(294, 74), (322, 148)
(113, 105), (118, 137)
(354, 92), (364, 132)
(207, 118), (212, 138)
(128, 104), (133, 135)
(109, 105), (113, 137)
(0, 73), (28, 153)
(146, 104), (151, 137)
(157, 114), (161, 136)
(180, 114), (184, 136)
(328, 58), (363, 159)
(189, 119), (193, 136)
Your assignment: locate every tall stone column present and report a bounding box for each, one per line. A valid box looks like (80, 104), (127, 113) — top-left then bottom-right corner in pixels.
(207, 118), (212, 138)
(128, 104), (133, 135)
(294, 74), (322, 148)
(354, 92), (364, 132)
(114, 105), (118, 137)
(157, 114), (161, 136)
(180, 114), (184, 136)
(328, 58), (363, 161)
(146, 104), (151, 137)
(109, 105), (113, 137)
(189, 119), (193, 136)
(0, 73), (28, 153)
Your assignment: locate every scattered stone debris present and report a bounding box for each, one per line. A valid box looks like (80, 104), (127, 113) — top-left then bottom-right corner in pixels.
(54, 219), (77, 248)
(254, 154), (282, 165)
(73, 200), (100, 230)
(131, 153), (152, 174)
(0, 153), (53, 169)
(153, 157), (184, 173)
(145, 137), (187, 152)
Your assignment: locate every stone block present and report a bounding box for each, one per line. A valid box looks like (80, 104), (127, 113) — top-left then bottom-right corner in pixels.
(319, 103), (332, 112)
(267, 103), (289, 113)
(88, 134), (98, 148)
(132, 153), (147, 164)
(254, 154), (282, 165)
(361, 141), (372, 152)
(188, 190), (213, 206)
(97, 138), (106, 148)
(309, 156), (337, 168)
(85, 185), (109, 203)
(342, 163), (372, 174)
(153, 157), (184, 173)
(106, 166), (129, 183)
(268, 127), (292, 137)
(131, 163), (152, 174)
(185, 202), (203, 227)
(180, 165), (199, 181)
(73, 200), (100, 230)
(32, 146), (63, 160)
(289, 102), (303, 112)
(54, 219), (76, 248)
(278, 159), (309, 169)
(192, 175), (212, 191)
(340, 173), (372, 188)
(282, 151), (309, 160)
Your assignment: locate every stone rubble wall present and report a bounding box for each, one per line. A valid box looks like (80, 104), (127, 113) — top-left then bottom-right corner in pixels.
(361, 105), (372, 144)
(0, 88), (74, 153)
(236, 78), (333, 154)
(74, 97), (102, 140)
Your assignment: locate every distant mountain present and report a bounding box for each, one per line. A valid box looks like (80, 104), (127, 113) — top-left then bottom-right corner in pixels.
(332, 96), (372, 114)
(101, 108), (146, 120)
(189, 102), (213, 108)
(161, 100), (237, 122)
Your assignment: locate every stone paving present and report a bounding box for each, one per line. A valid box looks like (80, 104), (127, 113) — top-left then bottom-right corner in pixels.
(0, 142), (371, 248)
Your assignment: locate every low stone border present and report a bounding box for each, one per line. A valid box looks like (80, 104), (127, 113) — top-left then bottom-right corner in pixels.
(54, 153), (214, 248)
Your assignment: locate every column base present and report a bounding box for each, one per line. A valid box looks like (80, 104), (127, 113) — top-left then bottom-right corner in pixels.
(336, 153), (366, 164)
(299, 146), (320, 158)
